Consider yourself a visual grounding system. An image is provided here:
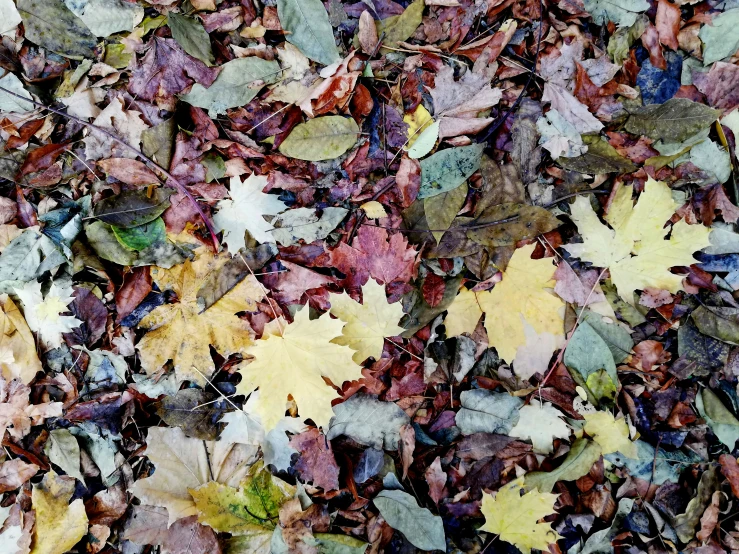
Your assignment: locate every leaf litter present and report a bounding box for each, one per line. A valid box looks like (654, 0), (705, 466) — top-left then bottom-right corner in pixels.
(3, 0), (739, 553)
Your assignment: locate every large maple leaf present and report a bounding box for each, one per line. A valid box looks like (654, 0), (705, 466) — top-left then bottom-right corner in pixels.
(136, 251), (263, 384)
(445, 243), (564, 364)
(328, 279), (405, 363)
(328, 225), (418, 289)
(235, 306), (362, 431)
(479, 478), (561, 553)
(565, 178), (712, 303)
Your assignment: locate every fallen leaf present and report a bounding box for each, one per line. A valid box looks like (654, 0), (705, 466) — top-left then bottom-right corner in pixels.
(14, 281), (81, 350)
(326, 393), (410, 450)
(0, 294), (42, 383)
(373, 489), (446, 551)
(17, 0), (96, 59)
(289, 428), (340, 491)
(278, 116), (360, 161)
(509, 402), (571, 454)
(583, 411), (638, 458)
(277, 0), (341, 66)
(31, 471), (88, 554)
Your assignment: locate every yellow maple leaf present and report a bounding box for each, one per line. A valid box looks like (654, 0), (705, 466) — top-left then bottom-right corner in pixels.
(136, 250), (263, 384)
(0, 294), (42, 384)
(30, 471), (88, 554)
(235, 306), (362, 431)
(328, 279), (405, 363)
(480, 478), (561, 553)
(583, 411), (638, 458)
(445, 243), (564, 363)
(565, 177), (711, 303)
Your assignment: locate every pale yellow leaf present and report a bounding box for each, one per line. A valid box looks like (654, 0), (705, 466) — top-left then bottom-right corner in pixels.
(136, 250), (263, 384)
(583, 411), (638, 458)
(403, 104), (433, 148)
(235, 306), (362, 431)
(14, 281), (81, 351)
(360, 201), (387, 219)
(30, 471), (88, 554)
(565, 178), (712, 303)
(445, 244), (564, 363)
(479, 477), (561, 553)
(509, 402), (570, 454)
(329, 279), (405, 363)
(0, 294), (42, 384)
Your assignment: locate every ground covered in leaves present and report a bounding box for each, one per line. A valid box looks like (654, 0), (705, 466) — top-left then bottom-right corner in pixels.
(4, 0), (739, 553)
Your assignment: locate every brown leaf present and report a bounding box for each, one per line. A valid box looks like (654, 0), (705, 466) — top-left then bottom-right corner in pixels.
(97, 158), (160, 186)
(399, 423), (415, 480)
(359, 10), (379, 54)
(116, 267), (152, 323)
(693, 62), (739, 111)
(693, 183), (739, 225)
(697, 490), (722, 541)
(16, 142), (70, 180)
(720, 454), (739, 498)
(425, 456), (447, 506)
(123, 506), (222, 554)
(0, 458), (38, 492)
(289, 428), (340, 491)
(656, 0), (680, 51)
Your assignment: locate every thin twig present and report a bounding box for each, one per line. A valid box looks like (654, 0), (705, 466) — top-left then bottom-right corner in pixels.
(0, 83), (220, 249)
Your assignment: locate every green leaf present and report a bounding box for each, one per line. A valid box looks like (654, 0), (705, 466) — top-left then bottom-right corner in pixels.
(17, 0), (96, 59)
(697, 388), (739, 449)
(112, 217), (166, 251)
(407, 120), (439, 159)
(168, 11), (213, 65)
(377, 0), (425, 50)
(607, 14), (647, 66)
(277, 0), (341, 66)
(44, 429), (85, 484)
(312, 533), (368, 554)
(419, 144), (483, 199)
(557, 135), (637, 174)
(692, 305), (739, 345)
(0, 73), (33, 113)
(202, 153), (226, 182)
(182, 57), (281, 116)
(278, 116), (360, 161)
(93, 188), (173, 228)
(373, 490), (446, 552)
(605, 440), (696, 485)
(564, 321), (619, 389)
(624, 98), (720, 143)
(525, 438), (602, 493)
(141, 118), (176, 169)
(269, 206), (348, 246)
(583, 0), (648, 26)
(699, 9), (739, 66)
(424, 183), (467, 243)
(85, 221), (189, 268)
(191, 461), (295, 534)
(456, 389), (522, 435)
(327, 394), (410, 450)
(465, 203), (561, 248)
(63, 0), (143, 38)
(579, 309), (633, 364)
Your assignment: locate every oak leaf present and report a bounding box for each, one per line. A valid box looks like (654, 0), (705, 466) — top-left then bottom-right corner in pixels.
(479, 478), (561, 553)
(445, 243), (564, 364)
(328, 279), (405, 363)
(136, 251), (263, 384)
(30, 471), (88, 554)
(235, 306), (362, 431)
(565, 177), (712, 303)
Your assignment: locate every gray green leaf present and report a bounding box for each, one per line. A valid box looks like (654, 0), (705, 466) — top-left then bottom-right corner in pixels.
(93, 188), (173, 228)
(17, 0), (96, 59)
(168, 11), (214, 66)
(278, 116), (360, 161)
(455, 389), (522, 435)
(327, 394), (410, 450)
(277, 0), (341, 66)
(419, 145), (483, 199)
(624, 98), (720, 143)
(373, 489), (446, 552)
(525, 438), (602, 493)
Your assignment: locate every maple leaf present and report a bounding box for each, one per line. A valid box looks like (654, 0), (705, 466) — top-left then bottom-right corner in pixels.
(213, 173), (288, 249)
(129, 427), (211, 526)
(30, 471), (88, 554)
(0, 294), (42, 383)
(583, 411), (638, 458)
(328, 279), (405, 363)
(479, 478), (561, 553)
(565, 178), (712, 303)
(445, 243), (564, 364)
(329, 225), (418, 290)
(235, 306), (362, 431)
(136, 251), (263, 384)
(509, 403), (571, 454)
(14, 281), (81, 350)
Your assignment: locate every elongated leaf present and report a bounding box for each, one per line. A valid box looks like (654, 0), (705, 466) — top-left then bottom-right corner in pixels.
(424, 183), (467, 243)
(277, 0), (341, 66)
(377, 0), (425, 49)
(279, 117), (359, 161)
(557, 135), (637, 174)
(466, 203), (561, 247)
(63, 0), (143, 38)
(419, 144), (483, 199)
(182, 57), (280, 116)
(93, 189), (173, 228)
(373, 490), (446, 551)
(525, 438), (602, 493)
(583, 0), (648, 26)
(624, 99), (720, 143)
(168, 11), (214, 66)
(17, 0), (96, 59)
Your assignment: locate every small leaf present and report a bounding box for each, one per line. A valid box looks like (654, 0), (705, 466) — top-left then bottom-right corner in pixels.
(112, 217), (166, 251)
(423, 183), (467, 243)
(376, 0), (425, 50)
(93, 189), (173, 228)
(277, 0), (341, 66)
(44, 429), (85, 484)
(373, 489), (446, 552)
(168, 11), (214, 66)
(419, 144), (483, 199)
(557, 135), (637, 174)
(279, 116), (360, 161)
(525, 438), (603, 493)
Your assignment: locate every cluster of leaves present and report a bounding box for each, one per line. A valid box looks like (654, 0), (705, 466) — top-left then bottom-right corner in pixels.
(4, 0), (739, 553)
